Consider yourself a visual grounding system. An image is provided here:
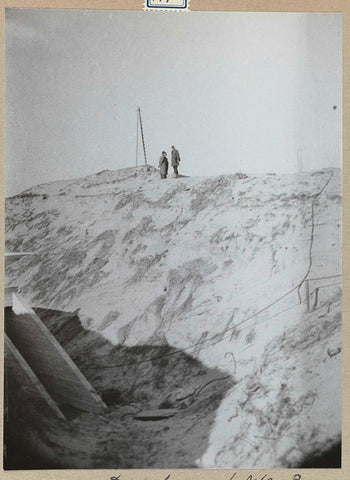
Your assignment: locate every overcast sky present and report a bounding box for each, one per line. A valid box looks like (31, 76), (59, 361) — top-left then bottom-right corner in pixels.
(5, 9), (342, 196)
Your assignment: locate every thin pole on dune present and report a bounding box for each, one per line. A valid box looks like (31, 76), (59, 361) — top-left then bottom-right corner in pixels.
(136, 109), (139, 167)
(297, 148), (303, 174)
(138, 107), (148, 165)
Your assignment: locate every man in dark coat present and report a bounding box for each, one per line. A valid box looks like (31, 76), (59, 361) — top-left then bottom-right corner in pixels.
(171, 145), (181, 177)
(159, 151), (169, 179)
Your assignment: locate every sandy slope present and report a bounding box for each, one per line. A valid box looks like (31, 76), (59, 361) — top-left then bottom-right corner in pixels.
(5, 165), (341, 468)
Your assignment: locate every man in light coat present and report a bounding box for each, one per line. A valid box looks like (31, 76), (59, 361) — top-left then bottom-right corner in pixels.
(159, 151), (169, 179)
(171, 145), (181, 177)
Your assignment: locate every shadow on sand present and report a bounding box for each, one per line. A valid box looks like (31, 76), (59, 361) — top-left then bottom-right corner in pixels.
(4, 307), (233, 469)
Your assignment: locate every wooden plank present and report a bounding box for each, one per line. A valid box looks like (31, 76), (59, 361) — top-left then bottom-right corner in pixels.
(4, 286), (18, 307)
(5, 334), (66, 420)
(135, 409), (178, 420)
(5, 252), (33, 267)
(5, 294), (107, 414)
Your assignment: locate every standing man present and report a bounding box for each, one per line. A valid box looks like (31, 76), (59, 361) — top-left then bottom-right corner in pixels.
(159, 151), (169, 179)
(171, 145), (181, 177)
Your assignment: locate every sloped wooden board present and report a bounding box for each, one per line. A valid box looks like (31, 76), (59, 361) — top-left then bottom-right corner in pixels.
(5, 294), (107, 415)
(5, 333), (66, 420)
(4, 286), (18, 307)
(135, 409), (178, 420)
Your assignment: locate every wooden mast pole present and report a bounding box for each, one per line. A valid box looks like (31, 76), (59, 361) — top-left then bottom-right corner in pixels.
(136, 108), (139, 167)
(138, 107), (148, 165)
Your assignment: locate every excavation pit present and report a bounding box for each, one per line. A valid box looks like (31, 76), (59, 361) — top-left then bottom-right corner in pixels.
(5, 306), (233, 469)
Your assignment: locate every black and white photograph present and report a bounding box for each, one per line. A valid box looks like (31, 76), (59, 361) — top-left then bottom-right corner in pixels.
(4, 7), (342, 470)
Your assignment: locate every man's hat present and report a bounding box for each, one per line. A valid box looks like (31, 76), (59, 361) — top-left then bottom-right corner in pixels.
(162, 151), (166, 154)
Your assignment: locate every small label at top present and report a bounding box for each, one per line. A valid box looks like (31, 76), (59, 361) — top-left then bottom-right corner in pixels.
(144, 0), (189, 10)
